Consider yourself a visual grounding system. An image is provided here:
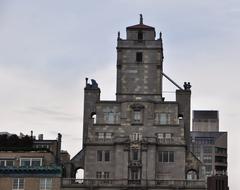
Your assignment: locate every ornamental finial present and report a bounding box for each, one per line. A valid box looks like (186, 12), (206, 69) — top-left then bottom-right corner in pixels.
(140, 14), (143, 24)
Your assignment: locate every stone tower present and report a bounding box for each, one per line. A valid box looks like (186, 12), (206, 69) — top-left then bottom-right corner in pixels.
(116, 14), (163, 102)
(68, 15), (206, 190)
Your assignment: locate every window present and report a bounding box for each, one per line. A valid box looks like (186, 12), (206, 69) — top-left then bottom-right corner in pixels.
(132, 149), (139, 161)
(103, 172), (109, 179)
(203, 146), (212, 153)
(98, 133), (104, 139)
(40, 178), (52, 190)
(215, 147), (227, 154)
(155, 112), (171, 125)
(195, 137), (214, 144)
(165, 133), (172, 139)
(96, 171), (110, 179)
(96, 171), (102, 179)
(97, 132), (113, 141)
(32, 159), (41, 167)
(35, 144), (50, 149)
(97, 150), (103, 162)
(0, 159), (14, 167)
(136, 52), (143, 62)
(12, 178), (24, 190)
(130, 169), (140, 180)
(158, 151), (174, 163)
(160, 113), (167, 124)
(20, 159), (30, 167)
(157, 133), (172, 143)
(169, 151), (174, 162)
(205, 165), (212, 173)
(104, 112), (114, 124)
(203, 155), (212, 163)
(131, 133), (142, 141)
(131, 104), (144, 124)
(105, 133), (112, 139)
(133, 111), (141, 123)
(104, 112), (120, 124)
(138, 31), (143, 40)
(20, 158), (42, 167)
(105, 151), (110, 162)
(163, 151), (168, 162)
(97, 150), (110, 162)
(157, 133), (164, 139)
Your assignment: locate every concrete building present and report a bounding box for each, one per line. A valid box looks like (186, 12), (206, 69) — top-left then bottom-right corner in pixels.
(63, 15), (206, 190)
(192, 110), (219, 132)
(0, 132), (70, 190)
(191, 111), (227, 176)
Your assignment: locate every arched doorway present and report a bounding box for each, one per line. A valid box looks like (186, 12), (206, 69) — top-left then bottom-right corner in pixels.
(186, 170), (198, 180)
(75, 168), (84, 183)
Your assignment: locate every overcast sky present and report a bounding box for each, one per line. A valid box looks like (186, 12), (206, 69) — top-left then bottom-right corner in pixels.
(0, 0), (239, 189)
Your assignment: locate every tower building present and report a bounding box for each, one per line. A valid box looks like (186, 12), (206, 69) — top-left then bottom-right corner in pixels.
(64, 15), (206, 190)
(191, 110), (227, 176)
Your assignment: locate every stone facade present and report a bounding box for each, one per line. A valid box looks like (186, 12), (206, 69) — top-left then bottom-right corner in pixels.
(67, 16), (206, 190)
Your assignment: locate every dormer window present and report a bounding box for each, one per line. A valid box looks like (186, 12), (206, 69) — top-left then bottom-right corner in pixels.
(138, 31), (143, 40)
(20, 158), (42, 167)
(136, 52), (143, 62)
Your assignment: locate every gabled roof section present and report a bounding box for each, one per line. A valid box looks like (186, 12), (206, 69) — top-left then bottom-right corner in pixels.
(127, 23), (155, 30)
(127, 14), (155, 30)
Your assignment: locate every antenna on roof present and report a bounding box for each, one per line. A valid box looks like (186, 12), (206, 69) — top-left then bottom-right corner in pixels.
(140, 14), (143, 24)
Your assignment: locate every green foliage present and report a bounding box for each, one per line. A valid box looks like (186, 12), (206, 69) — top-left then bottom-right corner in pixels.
(0, 134), (33, 148)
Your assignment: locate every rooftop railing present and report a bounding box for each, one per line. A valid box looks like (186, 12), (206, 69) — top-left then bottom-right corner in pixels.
(61, 178), (206, 188)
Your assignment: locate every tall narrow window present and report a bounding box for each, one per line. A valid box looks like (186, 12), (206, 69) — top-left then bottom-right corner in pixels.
(158, 151), (174, 163)
(160, 113), (167, 124)
(133, 111), (141, 123)
(103, 172), (110, 179)
(104, 151), (110, 162)
(131, 169), (139, 180)
(132, 149), (139, 161)
(169, 151), (174, 162)
(163, 151), (168, 162)
(131, 104), (144, 125)
(138, 31), (143, 40)
(40, 178), (52, 190)
(97, 150), (103, 161)
(136, 52), (143, 62)
(96, 171), (102, 179)
(12, 178), (24, 190)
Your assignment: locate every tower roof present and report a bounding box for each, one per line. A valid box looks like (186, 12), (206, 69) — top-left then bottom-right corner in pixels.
(127, 14), (155, 30)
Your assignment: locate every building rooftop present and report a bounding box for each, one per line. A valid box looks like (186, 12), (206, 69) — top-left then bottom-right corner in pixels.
(193, 110), (218, 120)
(127, 14), (155, 30)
